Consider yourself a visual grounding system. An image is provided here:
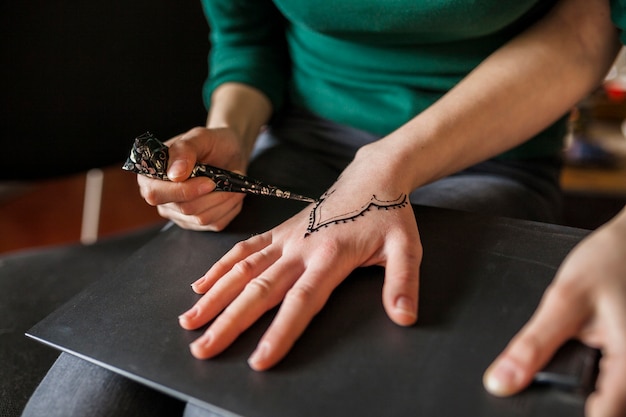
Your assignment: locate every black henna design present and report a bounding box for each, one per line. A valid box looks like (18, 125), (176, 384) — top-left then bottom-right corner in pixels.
(305, 190), (409, 237)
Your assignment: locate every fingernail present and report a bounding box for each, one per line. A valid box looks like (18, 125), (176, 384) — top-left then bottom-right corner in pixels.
(197, 180), (216, 194)
(190, 333), (212, 357)
(168, 160), (188, 180)
(484, 359), (522, 397)
(191, 276), (206, 292)
(248, 342), (269, 369)
(178, 306), (198, 322)
(395, 296), (417, 319)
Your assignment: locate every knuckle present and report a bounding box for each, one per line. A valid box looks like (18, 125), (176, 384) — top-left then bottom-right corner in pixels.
(285, 284), (323, 313)
(392, 270), (418, 288)
(313, 239), (341, 260)
(208, 221), (227, 232)
(192, 216), (221, 230)
(211, 258), (232, 274)
(140, 185), (160, 206)
(184, 210), (220, 229)
(394, 234), (423, 262)
(234, 258), (257, 276)
(246, 276), (274, 298)
(177, 184), (198, 202)
(233, 239), (255, 254)
(177, 202), (196, 216)
(286, 285), (313, 304)
(509, 333), (543, 366)
(544, 279), (585, 310)
(186, 126), (207, 138)
(410, 244), (423, 262)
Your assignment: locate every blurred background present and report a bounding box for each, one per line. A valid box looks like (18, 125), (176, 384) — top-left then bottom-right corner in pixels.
(0, 1), (209, 252)
(1, 2), (625, 254)
(561, 48), (626, 230)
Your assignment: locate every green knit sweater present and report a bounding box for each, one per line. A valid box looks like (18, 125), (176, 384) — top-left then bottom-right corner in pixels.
(201, 0), (569, 158)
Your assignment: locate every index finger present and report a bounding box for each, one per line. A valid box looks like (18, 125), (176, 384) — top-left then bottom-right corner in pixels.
(137, 175), (216, 206)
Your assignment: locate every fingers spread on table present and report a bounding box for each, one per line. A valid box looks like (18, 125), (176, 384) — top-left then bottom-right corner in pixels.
(179, 248), (282, 330)
(188, 257), (306, 360)
(247, 260), (351, 371)
(192, 233), (274, 293)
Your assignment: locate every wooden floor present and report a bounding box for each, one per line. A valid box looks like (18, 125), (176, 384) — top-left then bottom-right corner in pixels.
(1, 162), (625, 255)
(0, 166), (166, 254)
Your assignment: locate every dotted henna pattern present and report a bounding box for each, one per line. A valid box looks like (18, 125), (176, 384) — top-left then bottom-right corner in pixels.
(305, 191), (409, 237)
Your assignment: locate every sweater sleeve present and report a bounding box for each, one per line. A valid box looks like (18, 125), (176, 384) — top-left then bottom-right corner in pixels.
(200, 0), (290, 112)
(611, 0), (626, 44)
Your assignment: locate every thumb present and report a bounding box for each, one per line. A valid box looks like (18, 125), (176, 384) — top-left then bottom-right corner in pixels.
(166, 139), (198, 182)
(381, 236), (422, 326)
(166, 130), (214, 182)
(483, 284), (589, 397)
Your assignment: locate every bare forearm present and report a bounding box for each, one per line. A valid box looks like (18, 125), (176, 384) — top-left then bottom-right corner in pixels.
(370, 0), (621, 192)
(206, 82), (273, 160)
(608, 205), (626, 233)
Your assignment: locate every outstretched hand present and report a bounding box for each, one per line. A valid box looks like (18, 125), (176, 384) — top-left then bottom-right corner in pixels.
(484, 208), (626, 417)
(178, 159), (422, 370)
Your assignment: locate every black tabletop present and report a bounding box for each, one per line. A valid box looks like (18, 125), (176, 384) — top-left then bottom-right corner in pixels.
(27, 198), (592, 417)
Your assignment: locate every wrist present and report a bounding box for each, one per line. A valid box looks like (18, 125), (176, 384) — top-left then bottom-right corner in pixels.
(206, 82), (272, 158)
(353, 139), (421, 195)
(357, 119), (452, 193)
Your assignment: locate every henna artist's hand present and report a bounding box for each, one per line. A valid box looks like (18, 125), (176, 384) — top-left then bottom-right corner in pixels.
(178, 160), (422, 371)
(137, 127), (250, 231)
(484, 207), (626, 417)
